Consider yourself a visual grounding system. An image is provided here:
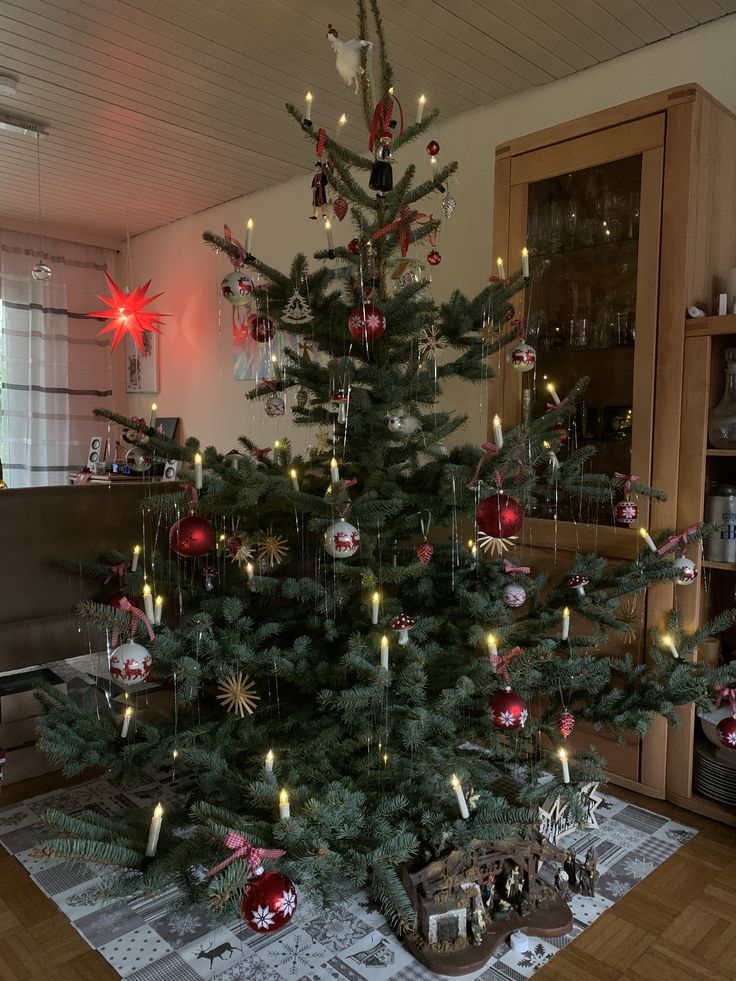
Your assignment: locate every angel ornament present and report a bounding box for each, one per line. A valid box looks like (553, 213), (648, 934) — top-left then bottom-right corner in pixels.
(327, 24), (372, 94)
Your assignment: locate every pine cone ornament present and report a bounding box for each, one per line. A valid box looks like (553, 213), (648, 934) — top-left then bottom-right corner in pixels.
(558, 710), (575, 739)
(416, 540), (433, 564)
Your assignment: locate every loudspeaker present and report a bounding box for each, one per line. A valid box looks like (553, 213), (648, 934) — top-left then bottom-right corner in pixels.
(87, 435), (103, 471)
(162, 460), (180, 481)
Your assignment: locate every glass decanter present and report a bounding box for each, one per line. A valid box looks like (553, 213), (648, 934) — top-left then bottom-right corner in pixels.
(709, 348), (736, 448)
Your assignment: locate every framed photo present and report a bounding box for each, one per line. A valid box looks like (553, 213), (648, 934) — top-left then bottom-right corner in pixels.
(155, 417), (180, 444)
(126, 332), (159, 394)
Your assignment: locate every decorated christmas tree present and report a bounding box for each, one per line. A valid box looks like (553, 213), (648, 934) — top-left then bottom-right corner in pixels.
(36, 0), (736, 971)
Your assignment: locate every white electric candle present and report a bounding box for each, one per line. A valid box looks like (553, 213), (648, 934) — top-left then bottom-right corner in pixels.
(131, 544), (141, 573)
(451, 774), (470, 819)
(325, 218), (334, 252)
(338, 112), (347, 129)
(245, 562), (254, 583)
(416, 94), (426, 124)
(558, 749), (571, 784)
(380, 634), (389, 670)
(662, 634), (679, 659)
(493, 414), (503, 449)
(154, 595), (163, 626)
(245, 218), (254, 255)
(521, 247), (529, 279)
(496, 257), (505, 280)
(193, 452), (203, 490)
(304, 91), (313, 121)
(487, 633), (498, 658)
(265, 749), (274, 773)
(142, 583), (154, 623)
(120, 705), (133, 739)
(371, 591), (380, 625)
(546, 382), (561, 406)
(145, 802), (164, 857)
(279, 788), (290, 820)
(639, 527), (658, 553)
(290, 468), (300, 492)
(150, 402), (157, 429)
(561, 607), (570, 641)
(330, 456), (340, 484)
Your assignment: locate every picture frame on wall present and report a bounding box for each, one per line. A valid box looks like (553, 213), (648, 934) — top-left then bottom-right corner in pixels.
(125, 332), (159, 394)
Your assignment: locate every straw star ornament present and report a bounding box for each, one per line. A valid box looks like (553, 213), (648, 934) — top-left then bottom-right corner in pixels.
(217, 673), (260, 718)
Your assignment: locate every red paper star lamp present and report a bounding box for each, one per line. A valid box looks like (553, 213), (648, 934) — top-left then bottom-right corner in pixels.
(87, 272), (168, 352)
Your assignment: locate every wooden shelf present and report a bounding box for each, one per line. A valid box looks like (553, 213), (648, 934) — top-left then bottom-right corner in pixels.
(702, 559), (736, 571)
(667, 789), (736, 827)
(684, 314), (736, 337)
(706, 449), (736, 456)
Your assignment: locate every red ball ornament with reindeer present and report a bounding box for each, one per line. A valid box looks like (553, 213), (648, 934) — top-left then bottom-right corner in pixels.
(477, 493), (524, 540)
(717, 715), (736, 749)
(170, 511), (215, 558)
(110, 639), (152, 685)
(489, 688), (528, 730)
(242, 870), (298, 934)
(348, 304), (386, 342)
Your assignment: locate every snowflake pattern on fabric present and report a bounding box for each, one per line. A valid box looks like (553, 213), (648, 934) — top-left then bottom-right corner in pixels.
(518, 942), (553, 969)
(251, 905), (276, 930)
(623, 856), (655, 879)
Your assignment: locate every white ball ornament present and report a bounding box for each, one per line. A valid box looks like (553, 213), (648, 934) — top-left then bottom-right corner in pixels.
(388, 413), (421, 435)
(110, 639), (152, 685)
(220, 270), (255, 306)
(323, 519), (361, 558)
(672, 556), (698, 585)
(510, 341), (537, 372)
(503, 583), (527, 608)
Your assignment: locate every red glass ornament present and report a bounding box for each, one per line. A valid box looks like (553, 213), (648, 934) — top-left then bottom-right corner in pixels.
(717, 715), (736, 749)
(489, 689), (528, 730)
(558, 710), (575, 738)
(614, 499), (638, 525)
(347, 304), (386, 342)
(249, 316), (277, 343)
(169, 513), (215, 558)
(416, 540), (433, 564)
(476, 493), (524, 539)
(426, 140), (440, 156)
(347, 238), (361, 255)
(427, 250), (442, 266)
(241, 871), (298, 933)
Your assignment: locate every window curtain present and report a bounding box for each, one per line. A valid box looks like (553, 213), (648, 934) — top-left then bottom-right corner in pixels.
(0, 230), (118, 487)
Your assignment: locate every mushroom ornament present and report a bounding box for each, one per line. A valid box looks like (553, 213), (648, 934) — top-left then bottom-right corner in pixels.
(330, 389), (350, 425)
(569, 575), (589, 597)
(390, 613), (415, 645)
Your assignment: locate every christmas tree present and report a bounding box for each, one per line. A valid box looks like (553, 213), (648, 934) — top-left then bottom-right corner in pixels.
(37, 0), (736, 967)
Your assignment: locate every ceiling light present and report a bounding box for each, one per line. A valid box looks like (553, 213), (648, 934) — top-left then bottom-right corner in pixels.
(0, 111), (45, 137)
(0, 75), (17, 97)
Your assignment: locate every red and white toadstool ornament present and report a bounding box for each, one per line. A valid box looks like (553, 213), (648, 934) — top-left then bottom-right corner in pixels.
(241, 870), (298, 934)
(569, 575), (589, 597)
(489, 688), (528, 730)
(717, 714), (736, 749)
(390, 613), (416, 645)
(330, 389), (350, 425)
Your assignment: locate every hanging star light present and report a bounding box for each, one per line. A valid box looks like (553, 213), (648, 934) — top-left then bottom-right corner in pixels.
(87, 272), (168, 352)
(217, 673), (260, 718)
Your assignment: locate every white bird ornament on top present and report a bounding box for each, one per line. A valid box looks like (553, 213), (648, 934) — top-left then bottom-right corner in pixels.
(327, 24), (372, 94)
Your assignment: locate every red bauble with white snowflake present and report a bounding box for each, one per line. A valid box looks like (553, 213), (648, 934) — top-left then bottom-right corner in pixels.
(416, 540), (433, 564)
(221, 270), (254, 306)
(109, 640), (152, 685)
(347, 304), (386, 342)
(672, 556), (698, 585)
(249, 316), (277, 343)
(347, 238), (361, 255)
(489, 688), (528, 730)
(717, 714), (736, 749)
(477, 493), (524, 539)
(614, 499), (639, 525)
(169, 513), (215, 558)
(510, 341), (536, 373)
(558, 710), (575, 738)
(242, 870), (298, 934)
(427, 249), (442, 266)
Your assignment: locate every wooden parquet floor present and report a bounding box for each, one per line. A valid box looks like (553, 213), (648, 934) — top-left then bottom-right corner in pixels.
(0, 774), (733, 980)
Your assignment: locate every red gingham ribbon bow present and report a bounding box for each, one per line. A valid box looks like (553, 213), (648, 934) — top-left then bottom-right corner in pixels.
(489, 646), (525, 685)
(614, 473), (639, 498)
(209, 831), (285, 878)
(467, 441), (498, 489)
(105, 562), (131, 585)
(223, 225), (246, 267)
(503, 560), (530, 575)
(546, 397), (568, 412)
(112, 596), (154, 648)
(714, 686), (736, 714)
(656, 524), (701, 557)
(368, 94), (404, 152)
(316, 128), (327, 158)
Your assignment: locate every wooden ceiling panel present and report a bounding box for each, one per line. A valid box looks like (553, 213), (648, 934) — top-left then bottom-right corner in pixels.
(0, 0), (729, 247)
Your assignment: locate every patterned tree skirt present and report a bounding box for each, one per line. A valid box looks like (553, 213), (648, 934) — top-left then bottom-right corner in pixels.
(0, 775), (695, 981)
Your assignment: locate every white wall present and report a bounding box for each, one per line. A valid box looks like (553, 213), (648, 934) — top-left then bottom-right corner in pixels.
(124, 14), (736, 454)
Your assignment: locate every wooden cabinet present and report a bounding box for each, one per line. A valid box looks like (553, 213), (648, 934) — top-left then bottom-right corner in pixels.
(491, 85), (736, 803)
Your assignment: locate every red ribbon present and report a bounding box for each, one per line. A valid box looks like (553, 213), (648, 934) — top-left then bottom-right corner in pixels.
(223, 225), (246, 267)
(112, 596), (154, 647)
(489, 646), (525, 685)
(251, 446), (272, 461)
(368, 94), (404, 152)
(316, 128), (327, 158)
(467, 441), (497, 489)
(209, 831), (285, 878)
(510, 318), (526, 341)
(714, 686), (736, 714)
(503, 560), (530, 575)
(614, 473), (639, 498)
(656, 524), (701, 557)
(371, 210), (436, 258)
(105, 562), (131, 585)
(546, 398), (568, 412)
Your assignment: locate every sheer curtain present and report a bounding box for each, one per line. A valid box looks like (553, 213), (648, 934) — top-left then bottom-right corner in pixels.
(0, 229), (118, 487)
